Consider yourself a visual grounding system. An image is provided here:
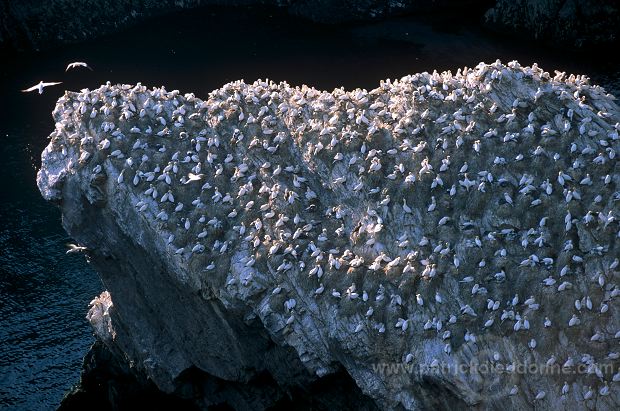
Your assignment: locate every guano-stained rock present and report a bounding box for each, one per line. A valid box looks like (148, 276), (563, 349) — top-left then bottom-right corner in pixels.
(38, 61), (620, 410)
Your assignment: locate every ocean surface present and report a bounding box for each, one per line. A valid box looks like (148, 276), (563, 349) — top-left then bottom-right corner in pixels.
(0, 5), (618, 410)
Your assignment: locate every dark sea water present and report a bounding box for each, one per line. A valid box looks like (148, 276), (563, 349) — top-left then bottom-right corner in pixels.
(0, 5), (618, 410)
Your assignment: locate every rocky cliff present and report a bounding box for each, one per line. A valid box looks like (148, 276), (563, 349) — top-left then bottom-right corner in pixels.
(0, 0), (484, 52)
(38, 61), (620, 409)
(484, 0), (619, 48)
(2, 1), (618, 52)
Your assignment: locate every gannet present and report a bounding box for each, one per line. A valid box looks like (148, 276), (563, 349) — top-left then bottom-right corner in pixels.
(184, 173), (205, 184)
(22, 81), (62, 94)
(66, 61), (93, 71)
(66, 243), (88, 254)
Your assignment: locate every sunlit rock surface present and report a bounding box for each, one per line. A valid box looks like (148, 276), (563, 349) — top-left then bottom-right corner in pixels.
(38, 61), (620, 410)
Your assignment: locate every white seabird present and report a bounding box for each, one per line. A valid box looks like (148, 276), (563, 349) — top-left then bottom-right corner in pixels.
(21, 81), (62, 94)
(66, 61), (93, 71)
(66, 243), (88, 254)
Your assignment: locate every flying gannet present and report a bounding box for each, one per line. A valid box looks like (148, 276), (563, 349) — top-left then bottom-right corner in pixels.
(66, 243), (88, 254)
(66, 61), (93, 71)
(22, 81), (62, 94)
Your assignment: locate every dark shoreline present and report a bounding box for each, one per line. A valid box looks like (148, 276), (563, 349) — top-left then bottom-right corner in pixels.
(1, 1), (618, 55)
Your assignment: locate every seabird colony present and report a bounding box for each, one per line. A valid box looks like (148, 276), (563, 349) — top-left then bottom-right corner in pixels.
(39, 60), (620, 408)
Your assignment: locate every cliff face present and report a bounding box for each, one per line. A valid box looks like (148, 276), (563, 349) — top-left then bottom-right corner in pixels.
(2, 1), (617, 52)
(484, 0), (619, 48)
(0, 0), (483, 52)
(38, 61), (620, 409)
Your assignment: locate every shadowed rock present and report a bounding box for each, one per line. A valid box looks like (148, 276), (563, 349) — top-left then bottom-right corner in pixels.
(38, 61), (620, 410)
(4, 1), (617, 52)
(485, 0), (619, 48)
(0, 1), (485, 52)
